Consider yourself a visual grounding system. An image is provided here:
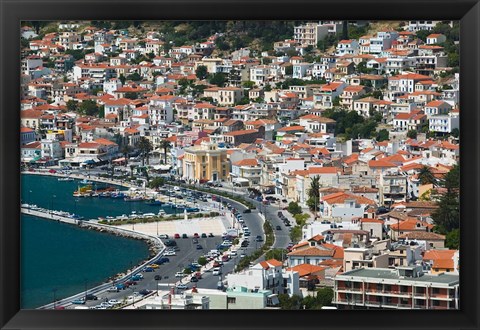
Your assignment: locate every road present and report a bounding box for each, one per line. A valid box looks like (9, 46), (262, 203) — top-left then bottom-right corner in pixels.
(68, 190), (266, 309)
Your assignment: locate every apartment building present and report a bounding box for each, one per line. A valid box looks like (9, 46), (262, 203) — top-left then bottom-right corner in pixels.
(293, 22), (329, 46)
(333, 265), (459, 310)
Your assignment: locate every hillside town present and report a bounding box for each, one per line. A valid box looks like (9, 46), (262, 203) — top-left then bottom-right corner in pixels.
(20, 20), (460, 310)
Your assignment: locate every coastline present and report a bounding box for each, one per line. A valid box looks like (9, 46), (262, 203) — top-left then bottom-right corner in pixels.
(21, 172), (165, 308)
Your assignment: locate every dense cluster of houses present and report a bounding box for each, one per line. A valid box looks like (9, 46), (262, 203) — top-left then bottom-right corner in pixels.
(20, 20), (459, 309)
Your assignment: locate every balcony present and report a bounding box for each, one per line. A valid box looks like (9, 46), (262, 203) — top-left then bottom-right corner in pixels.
(337, 287), (363, 293)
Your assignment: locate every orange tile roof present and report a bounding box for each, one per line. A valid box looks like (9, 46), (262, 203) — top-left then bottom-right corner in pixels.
(425, 100), (449, 107)
(278, 125), (305, 132)
(390, 219), (434, 231)
(287, 264), (326, 277)
(78, 142), (101, 149)
(287, 247), (335, 257)
(233, 158), (259, 167)
(224, 129), (258, 136)
(322, 192), (375, 206)
(368, 159), (397, 168)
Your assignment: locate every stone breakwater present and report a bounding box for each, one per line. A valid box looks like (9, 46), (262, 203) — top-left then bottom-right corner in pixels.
(80, 222), (161, 257)
(21, 208), (163, 283)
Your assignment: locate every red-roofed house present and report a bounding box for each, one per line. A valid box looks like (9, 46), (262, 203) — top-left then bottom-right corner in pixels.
(224, 127), (265, 146)
(340, 85), (367, 110)
(321, 192), (376, 221)
(424, 100), (452, 117)
(423, 250), (459, 274)
(231, 158), (262, 187)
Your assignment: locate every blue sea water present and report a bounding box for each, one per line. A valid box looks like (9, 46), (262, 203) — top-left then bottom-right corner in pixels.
(20, 174), (170, 309)
(21, 174), (181, 219)
(21, 214), (150, 309)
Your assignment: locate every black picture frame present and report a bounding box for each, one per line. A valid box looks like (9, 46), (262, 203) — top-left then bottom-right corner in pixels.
(1, 0), (479, 329)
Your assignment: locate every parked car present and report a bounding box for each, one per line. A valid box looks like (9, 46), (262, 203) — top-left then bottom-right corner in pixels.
(193, 233), (199, 238)
(196, 244), (203, 250)
(177, 284), (188, 290)
(190, 276), (198, 282)
(71, 298), (85, 305)
(175, 272), (185, 278)
(158, 234), (169, 239)
(243, 209), (251, 213)
(208, 233), (214, 237)
(144, 267), (155, 272)
(85, 294), (98, 301)
(174, 233), (180, 239)
(182, 233), (188, 239)
(256, 235), (263, 242)
(164, 240), (177, 247)
(201, 233), (207, 238)
(154, 275), (162, 281)
(107, 286), (119, 293)
(139, 289), (152, 296)
(108, 299), (120, 305)
(276, 225), (282, 230)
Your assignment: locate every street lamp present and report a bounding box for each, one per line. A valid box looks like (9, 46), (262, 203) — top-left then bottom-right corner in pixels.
(50, 194), (56, 216)
(52, 288), (57, 309)
(84, 278), (88, 302)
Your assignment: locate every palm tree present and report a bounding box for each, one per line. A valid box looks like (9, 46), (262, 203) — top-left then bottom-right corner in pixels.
(120, 144), (132, 165)
(136, 137), (153, 166)
(159, 139), (171, 165)
(418, 165), (436, 185)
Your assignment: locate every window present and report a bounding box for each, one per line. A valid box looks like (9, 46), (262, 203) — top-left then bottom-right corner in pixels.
(227, 297), (236, 304)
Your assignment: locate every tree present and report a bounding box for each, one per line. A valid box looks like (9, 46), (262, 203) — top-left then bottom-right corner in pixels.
(124, 92), (138, 99)
(66, 100), (78, 112)
(333, 96), (340, 106)
(287, 201), (302, 215)
(445, 228), (460, 249)
(126, 72), (141, 81)
(278, 294), (302, 310)
(432, 165), (460, 233)
(451, 128), (459, 138)
(208, 73), (227, 87)
(197, 256), (208, 266)
(284, 65), (293, 76)
(120, 144), (132, 165)
(315, 287), (334, 307)
(264, 249), (287, 261)
(195, 65), (208, 80)
(159, 139), (171, 165)
(376, 129), (389, 142)
(119, 74), (126, 85)
(78, 100), (99, 116)
(418, 165), (435, 185)
(306, 176), (320, 212)
(407, 129), (418, 139)
(289, 225), (302, 243)
(242, 81), (255, 89)
(136, 137), (153, 166)
(149, 177), (165, 189)
(342, 20), (349, 40)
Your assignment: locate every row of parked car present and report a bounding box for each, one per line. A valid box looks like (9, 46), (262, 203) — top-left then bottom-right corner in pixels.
(277, 211), (292, 227)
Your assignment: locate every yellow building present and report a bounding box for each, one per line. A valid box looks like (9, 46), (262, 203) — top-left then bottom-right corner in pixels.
(183, 141), (229, 182)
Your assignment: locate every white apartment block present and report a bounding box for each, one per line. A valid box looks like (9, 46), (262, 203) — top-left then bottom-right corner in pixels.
(293, 22), (329, 46)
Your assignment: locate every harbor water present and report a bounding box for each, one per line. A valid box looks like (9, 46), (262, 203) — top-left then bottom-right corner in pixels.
(20, 174), (161, 309)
